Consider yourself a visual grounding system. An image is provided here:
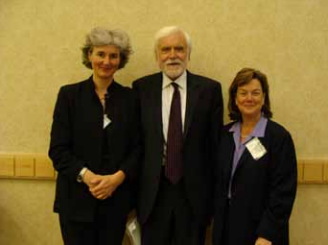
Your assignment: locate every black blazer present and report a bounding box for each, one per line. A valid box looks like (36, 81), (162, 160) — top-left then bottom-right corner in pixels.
(213, 119), (297, 245)
(133, 71), (223, 225)
(49, 77), (140, 222)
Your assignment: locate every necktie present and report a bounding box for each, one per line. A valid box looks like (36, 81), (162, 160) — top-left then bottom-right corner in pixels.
(165, 82), (183, 184)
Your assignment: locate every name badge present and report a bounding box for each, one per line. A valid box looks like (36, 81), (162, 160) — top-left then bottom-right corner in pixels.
(103, 114), (111, 129)
(245, 137), (267, 160)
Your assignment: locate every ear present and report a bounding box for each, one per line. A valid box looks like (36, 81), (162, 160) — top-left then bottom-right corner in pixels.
(262, 93), (266, 105)
(88, 49), (93, 61)
(154, 49), (159, 62)
(235, 97), (239, 107)
(235, 99), (239, 110)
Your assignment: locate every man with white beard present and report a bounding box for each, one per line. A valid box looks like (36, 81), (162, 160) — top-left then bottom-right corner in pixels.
(133, 26), (224, 245)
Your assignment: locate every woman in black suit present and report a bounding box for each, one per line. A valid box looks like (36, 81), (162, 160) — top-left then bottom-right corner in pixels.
(213, 68), (297, 245)
(49, 27), (140, 245)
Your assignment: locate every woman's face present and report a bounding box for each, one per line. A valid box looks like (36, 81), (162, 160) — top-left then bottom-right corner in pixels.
(88, 45), (120, 80)
(235, 78), (265, 120)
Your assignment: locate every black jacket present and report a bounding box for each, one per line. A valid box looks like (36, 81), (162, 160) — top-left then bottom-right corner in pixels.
(213, 119), (297, 245)
(49, 77), (141, 222)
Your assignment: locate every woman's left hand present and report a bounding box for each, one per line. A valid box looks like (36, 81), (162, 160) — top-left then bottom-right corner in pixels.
(89, 170), (126, 200)
(255, 237), (272, 245)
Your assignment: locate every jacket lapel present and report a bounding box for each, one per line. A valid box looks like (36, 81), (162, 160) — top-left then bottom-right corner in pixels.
(233, 149), (251, 175)
(223, 132), (236, 184)
(150, 74), (164, 141)
(184, 72), (200, 138)
(105, 82), (121, 142)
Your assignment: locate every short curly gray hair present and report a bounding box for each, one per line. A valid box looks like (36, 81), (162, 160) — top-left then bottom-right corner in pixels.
(81, 27), (132, 69)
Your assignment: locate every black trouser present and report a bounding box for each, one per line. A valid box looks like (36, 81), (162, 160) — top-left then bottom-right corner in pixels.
(142, 170), (206, 245)
(59, 201), (127, 245)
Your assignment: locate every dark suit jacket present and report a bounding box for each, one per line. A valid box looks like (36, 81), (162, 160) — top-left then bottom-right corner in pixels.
(132, 71), (223, 225)
(49, 77), (140, 222)
(213, 119), (297, 245)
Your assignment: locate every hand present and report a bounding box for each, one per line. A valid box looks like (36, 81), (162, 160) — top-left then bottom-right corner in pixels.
(82, 169), (101, 188)
(89, 170), (126, 200)
(255, 237), (272, 245)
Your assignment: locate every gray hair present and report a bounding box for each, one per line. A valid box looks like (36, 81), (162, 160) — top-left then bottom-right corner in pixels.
(81, 27), (132, 69)
(154, 26), (192, 57)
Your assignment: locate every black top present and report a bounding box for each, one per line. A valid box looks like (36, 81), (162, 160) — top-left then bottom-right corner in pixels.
(49, 76), (141, 222)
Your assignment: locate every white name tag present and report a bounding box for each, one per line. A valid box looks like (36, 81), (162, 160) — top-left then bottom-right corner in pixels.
(103, 114), (111, 129)
(245, 137), (267, 160)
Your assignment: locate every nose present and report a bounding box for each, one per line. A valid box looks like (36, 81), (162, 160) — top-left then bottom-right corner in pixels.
(245, 92), (253, 100)
(168, 48), (177, 58)
(103, 56), (111, 64)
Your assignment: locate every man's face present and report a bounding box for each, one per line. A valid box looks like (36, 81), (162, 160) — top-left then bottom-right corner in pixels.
(156, 31), (189, 80)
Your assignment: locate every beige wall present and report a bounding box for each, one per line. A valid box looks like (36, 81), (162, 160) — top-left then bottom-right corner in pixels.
(0, 179), (60, 244)
(0, 0), (327, 244)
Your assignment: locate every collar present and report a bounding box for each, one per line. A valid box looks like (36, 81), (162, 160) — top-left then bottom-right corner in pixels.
(87, 75), (119, 94)
(162, 70), (187, 90)
(229, 116), (268, 138)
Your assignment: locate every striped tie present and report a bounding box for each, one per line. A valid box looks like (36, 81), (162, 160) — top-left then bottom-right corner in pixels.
(165, 82), (183, 184)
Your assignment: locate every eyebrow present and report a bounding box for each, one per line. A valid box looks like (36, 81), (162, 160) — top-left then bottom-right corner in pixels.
(238, 88), (262, 91)
(160, 45), (185, 49)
